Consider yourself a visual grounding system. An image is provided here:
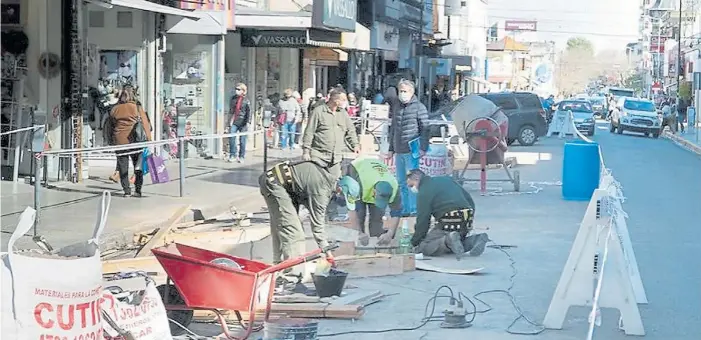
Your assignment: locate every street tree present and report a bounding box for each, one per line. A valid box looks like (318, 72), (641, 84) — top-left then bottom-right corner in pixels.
(555, 37), (597, 95)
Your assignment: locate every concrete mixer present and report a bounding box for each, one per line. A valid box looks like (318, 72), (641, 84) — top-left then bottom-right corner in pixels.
(447, 94), (520, 194)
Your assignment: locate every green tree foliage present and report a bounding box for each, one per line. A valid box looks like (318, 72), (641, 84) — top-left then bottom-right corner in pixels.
(566, 37), (595, 56)
(622, 72), (644, 94)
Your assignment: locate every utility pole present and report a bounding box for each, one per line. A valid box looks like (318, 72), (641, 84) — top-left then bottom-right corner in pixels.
(417, 1), (424, 103)
(677, 0), (683, 86)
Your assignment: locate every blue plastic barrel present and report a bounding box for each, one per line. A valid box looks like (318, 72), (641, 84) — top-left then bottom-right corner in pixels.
(562, 140), (601, 201)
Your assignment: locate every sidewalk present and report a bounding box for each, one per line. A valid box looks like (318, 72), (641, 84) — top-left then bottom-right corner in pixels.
(0, 149), (301, 251)
(663, 124), (701, 156)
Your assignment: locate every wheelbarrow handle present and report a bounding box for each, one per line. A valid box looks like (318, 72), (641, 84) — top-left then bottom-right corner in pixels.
(260, 243), (339, 276)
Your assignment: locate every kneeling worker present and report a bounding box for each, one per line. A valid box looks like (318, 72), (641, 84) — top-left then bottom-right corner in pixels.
(259, 160), (345, 284)
(338, 158), (403, 246)
(404, 169), (489, 259)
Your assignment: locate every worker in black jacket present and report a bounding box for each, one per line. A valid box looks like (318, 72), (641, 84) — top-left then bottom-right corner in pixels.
(406, 169), (489, 260)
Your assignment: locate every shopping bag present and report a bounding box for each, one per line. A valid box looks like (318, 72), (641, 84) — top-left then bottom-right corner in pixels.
(102, 279), (172, 340)
(142, 148), (150, 175)
(1, 192), (111, 339)
(147, 153), (170, 184)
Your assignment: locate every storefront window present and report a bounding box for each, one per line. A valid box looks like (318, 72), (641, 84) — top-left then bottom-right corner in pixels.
(162, 34), (216, 158)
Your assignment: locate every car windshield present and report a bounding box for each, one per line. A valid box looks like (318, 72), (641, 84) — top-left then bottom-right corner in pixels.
(590, 98), (604, 105)
(558, 101), (592, 112)
(623, 100), (655, 112)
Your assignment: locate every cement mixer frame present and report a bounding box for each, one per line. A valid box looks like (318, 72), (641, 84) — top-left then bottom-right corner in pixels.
(451, 116), (520, 195)
(429, 95), (521, 195)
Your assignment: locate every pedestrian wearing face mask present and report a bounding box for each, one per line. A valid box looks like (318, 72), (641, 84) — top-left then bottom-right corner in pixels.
(302, 87), (360, 179)
(227, 83), (251, 162)
(386, 79), (430, 216)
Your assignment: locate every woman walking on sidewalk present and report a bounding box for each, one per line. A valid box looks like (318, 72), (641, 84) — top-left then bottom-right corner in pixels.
(227, 83), (251, 163)
(110, 90), (152, 197)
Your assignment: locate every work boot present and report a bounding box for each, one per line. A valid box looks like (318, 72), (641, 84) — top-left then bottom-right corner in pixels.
(109, 171), (119, 183)
(464, 233), (489, 257)
(446, 231), (465, 260)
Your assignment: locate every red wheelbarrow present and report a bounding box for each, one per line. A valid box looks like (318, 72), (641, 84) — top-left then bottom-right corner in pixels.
(151, 243), (337, 339)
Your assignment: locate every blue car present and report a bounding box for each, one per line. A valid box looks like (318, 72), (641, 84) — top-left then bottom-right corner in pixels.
(555, 100), (596, 136)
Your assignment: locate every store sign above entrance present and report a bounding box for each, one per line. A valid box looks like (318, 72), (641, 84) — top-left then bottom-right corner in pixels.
(240, 30), (307, 47)
(312, 0), (357, 32)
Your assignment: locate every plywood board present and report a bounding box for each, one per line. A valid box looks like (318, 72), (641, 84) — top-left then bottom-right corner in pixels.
(135, 205), (191, 257)
(415, 261), (484, 275)
(330, 290), (382, 307)
(164, 226), (270, 246)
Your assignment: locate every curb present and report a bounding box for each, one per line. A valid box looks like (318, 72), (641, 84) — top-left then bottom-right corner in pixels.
(662, 131), (701, 156)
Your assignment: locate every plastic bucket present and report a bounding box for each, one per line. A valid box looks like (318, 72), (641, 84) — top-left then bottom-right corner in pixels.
(263, 318), (318, 340)
(312, 269), (348, 298)
(562, 140), (601, 201)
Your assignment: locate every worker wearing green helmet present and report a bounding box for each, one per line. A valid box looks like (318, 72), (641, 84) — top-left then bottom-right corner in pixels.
(337, 158), (403, 246)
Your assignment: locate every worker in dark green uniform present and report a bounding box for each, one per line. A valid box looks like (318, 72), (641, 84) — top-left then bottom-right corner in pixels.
(338, 158), (403, 245)
(405, 169), (489, 260)
(259, 160), (353, 284)
(302, 87), (360, 179)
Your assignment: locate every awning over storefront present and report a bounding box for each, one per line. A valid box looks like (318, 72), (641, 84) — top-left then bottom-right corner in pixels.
(306, 29), (343, 49)
(235, 8), (311, 29)
(341, 23), (371, 51)
(167, 10), (226, 35)
(88, 0), (201, 19)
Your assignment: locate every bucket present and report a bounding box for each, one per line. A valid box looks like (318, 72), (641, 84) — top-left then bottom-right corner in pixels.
(562, 140), (601, 201)
(312, 269), (348, 298)
(263, 318), (319, 340)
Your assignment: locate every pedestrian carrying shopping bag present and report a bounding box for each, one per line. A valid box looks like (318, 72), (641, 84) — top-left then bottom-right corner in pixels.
(147, 152), (170, 184)
(1, 192), (111, 339)
(142, 148), (150, 175)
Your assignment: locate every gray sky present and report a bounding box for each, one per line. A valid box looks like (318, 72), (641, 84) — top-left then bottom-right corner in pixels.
(487, 0), (641, 52)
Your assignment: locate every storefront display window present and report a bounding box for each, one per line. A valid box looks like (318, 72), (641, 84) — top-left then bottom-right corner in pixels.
(162, 34), (216, 158)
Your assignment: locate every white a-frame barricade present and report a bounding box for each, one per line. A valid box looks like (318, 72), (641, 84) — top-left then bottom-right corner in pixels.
(547, 110), (576, 138)
(543, 174), (647, 336)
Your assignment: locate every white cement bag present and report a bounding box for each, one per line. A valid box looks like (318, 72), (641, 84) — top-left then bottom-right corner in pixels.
(380, 144), (453, 176)
(1, 192), (111, 340)
(101, 281), (172, 340)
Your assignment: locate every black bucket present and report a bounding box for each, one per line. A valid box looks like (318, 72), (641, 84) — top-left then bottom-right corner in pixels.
(263, 318), (319, 340)
(312, 269), (348, 298)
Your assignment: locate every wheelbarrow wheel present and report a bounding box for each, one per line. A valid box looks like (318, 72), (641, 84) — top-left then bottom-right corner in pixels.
(156, 284), (194, 336)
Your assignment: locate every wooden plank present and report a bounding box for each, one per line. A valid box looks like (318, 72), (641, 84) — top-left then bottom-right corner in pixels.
(273, 295), (322, 304)
(399, 253), (416, 272)
(415, 261), (484, 275)
(102, 256), (161, 275)
(333, 254), (404, 278)
(192, 303), (363, 321)
(135, 205), (191, 257)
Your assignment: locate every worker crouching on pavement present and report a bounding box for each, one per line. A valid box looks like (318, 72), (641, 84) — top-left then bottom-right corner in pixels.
(258, 160), (339, 286)
(407, 169), (489, 259)
(338, 158), (403, 246)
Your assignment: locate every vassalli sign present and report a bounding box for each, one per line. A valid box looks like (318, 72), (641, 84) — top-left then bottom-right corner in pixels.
(313, 0), (357, 32)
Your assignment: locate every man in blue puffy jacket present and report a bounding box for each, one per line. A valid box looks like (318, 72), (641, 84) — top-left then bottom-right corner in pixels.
(385, 79), (430, 216)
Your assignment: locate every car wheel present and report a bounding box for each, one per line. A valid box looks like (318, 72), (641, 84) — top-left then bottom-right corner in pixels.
(587, 130), (595, 137)
(617, 126), (624, 134)
(652, 132), (660, 138)
(517, 125), (537, 146)
(609, 123), (616, 133)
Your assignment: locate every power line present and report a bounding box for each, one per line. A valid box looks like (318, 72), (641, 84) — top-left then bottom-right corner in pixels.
(466, 24), (639, 38)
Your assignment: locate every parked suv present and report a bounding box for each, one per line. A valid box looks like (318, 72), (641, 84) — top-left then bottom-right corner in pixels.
(478, 92), (548, 146)
(610, 97), (661, 138)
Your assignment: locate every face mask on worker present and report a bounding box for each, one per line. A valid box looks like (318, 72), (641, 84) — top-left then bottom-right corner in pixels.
(399, 92), (412, 103)
(409, 186), (419, 194)
(338, 100), (349, 109)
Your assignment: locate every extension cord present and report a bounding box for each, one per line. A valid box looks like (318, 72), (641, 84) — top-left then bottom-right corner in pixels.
(440, 300), (472, 329)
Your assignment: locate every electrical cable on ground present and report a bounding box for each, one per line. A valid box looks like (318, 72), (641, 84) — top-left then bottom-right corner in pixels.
(317, 241), (546, 337)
